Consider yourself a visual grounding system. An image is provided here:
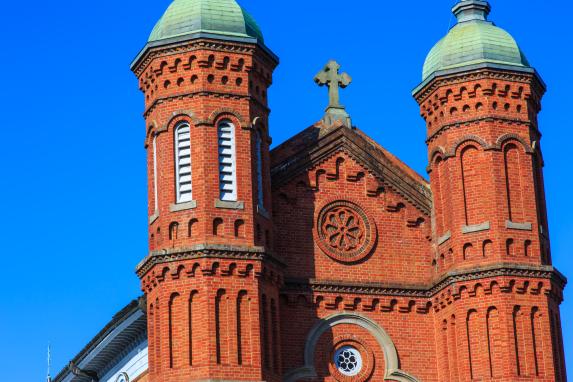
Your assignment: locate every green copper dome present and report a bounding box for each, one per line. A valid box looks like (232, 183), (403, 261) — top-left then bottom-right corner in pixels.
(422, 0), (529, 81)
(149, 0), (264, 44)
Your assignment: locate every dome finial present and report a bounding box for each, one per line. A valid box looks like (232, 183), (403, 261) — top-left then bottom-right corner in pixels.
(452, 0), (491, 23)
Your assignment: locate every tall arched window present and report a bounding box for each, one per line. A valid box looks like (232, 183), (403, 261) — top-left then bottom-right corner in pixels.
(153, 135), (159, 214)
(175, 122), (192, 203)
(256, 130), (264, 209)
(218, 120), (237, 201)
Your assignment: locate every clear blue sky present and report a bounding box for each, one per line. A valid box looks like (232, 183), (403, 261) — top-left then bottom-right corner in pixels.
(0, 1), (571, 380)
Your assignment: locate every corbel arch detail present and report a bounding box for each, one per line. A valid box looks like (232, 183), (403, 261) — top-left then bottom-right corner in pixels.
(494, 133), (534, 153)
(144, 120), (159, 148)
(429, 146), (447, 164)
(283, 313), (420, 382)
(447, 134), (489, 157)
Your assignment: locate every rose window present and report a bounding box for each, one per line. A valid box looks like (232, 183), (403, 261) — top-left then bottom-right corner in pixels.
(334, 346), (363, 377)
(316, 200), (376, 262)
(322, 206), (365, 251)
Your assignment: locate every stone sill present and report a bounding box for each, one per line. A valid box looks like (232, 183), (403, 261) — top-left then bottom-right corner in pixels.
(462, 221), (490, 234)
(506, 221), (533, 231)
(215, 199), (244, 210)
(170, 200), (197, 212)
(149, 212), (159, 225)
(437, 231), (452, 245)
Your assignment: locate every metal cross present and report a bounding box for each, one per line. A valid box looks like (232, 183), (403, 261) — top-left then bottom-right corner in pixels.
(314, 60), (352, 109)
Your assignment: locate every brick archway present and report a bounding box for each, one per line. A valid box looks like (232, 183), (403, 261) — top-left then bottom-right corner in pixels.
(283, 313), (420, 382)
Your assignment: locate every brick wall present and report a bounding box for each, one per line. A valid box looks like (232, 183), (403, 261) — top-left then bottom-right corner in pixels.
(132, 35), (566, 382)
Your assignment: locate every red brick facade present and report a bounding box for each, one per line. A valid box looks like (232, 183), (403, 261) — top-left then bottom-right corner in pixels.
(131, 14), (566, 382)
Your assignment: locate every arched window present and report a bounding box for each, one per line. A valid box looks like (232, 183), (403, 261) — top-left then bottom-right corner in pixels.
(218, 120), (237, 201)
(256, 130), (264, 209)
(175, 122), (192, 203)
(153, 135), (159, 214)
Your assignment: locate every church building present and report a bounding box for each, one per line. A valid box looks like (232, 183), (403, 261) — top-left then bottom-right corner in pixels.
(54, 0), (567, 381)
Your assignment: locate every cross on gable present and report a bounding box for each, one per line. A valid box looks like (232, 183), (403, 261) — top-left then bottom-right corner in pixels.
(314, 60), (352, 127)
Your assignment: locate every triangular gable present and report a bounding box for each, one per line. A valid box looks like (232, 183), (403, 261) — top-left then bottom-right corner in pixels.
(271, 124), (432, 215)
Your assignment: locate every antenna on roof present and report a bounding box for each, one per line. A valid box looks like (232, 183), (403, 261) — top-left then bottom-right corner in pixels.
(47, 344), (52, 382)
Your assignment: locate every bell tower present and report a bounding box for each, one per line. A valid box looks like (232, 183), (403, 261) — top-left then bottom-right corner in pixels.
(414, 1), (566, 380)
(131, 0), (282, 381)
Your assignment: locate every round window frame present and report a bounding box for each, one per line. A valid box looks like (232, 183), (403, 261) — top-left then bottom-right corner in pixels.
(329, 336), (375, 382)
(315, 199), (377, 263)
(334, 346), (363, 376)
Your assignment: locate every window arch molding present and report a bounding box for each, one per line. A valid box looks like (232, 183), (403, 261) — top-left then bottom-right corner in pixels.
(283, 313), (420, 382)
(448, 135), (489, 157)
(165, 112), (198, 132)
(145, 121), (159, 148)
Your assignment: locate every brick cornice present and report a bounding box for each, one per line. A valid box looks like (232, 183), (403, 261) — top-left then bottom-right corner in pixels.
(283, 263), (566, 299)
(413, 68), (545, 105)
(135, 244), (285, 277)
(132, 38), (278, 78)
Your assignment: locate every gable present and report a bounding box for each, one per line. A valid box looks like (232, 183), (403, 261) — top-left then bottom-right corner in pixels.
(271, 124), (432, 216)
(270, 126), (434, 286)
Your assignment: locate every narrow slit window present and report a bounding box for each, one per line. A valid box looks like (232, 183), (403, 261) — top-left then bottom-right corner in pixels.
(175, 122), (192, 203)
(153, 135), (159, 213)
(256, 130), (264, 209)
(218, 120), (237, 201)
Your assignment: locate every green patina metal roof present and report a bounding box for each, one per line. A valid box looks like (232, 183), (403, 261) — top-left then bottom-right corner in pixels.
(422, 0), (530, 81)
(149, 0), (264, 43)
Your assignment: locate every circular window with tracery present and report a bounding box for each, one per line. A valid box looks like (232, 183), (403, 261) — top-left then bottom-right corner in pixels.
(316, 200), (376, 263)
(334, 346), (363, 376)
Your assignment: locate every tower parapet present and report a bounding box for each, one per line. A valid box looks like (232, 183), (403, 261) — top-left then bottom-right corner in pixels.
(414, 1), (566, 380)
(131, 1), (282, 381)
(414, 0), (548, 277)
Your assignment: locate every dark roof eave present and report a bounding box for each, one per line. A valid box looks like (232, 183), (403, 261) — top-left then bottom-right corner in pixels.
(53, 298), (146, 382)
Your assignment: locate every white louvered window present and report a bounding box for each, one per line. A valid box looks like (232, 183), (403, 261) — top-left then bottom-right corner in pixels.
(256, 130), (264, 209)
(153, 135), (159, 213)
(175, 122), (192, 203)
(218, 120), (237, 201)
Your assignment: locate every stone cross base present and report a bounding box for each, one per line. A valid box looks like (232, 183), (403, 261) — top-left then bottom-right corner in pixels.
(323, 106), (352, 128)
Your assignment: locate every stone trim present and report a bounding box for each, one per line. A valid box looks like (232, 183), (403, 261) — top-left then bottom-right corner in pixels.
(135, 244), (286, 276)
(437, 231), (452, 245)
(506, 220), (533, 231)
(215, 199), (244, 210)
(283, 313), (420, 382)
(283, 263), (566, 299)
(169, 200), (197, 212)
(462, 221), (490, 234)
(149, 212), (159, 225)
